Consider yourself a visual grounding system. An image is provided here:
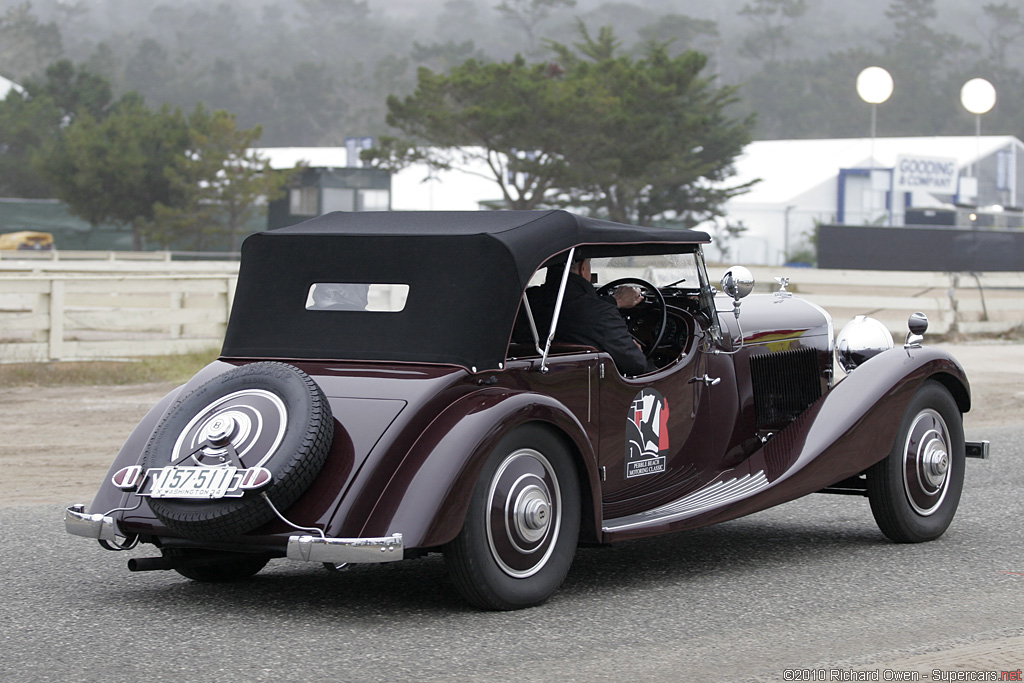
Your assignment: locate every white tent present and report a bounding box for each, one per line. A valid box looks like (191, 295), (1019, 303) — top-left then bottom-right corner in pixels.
(721, 136), (1024, 265)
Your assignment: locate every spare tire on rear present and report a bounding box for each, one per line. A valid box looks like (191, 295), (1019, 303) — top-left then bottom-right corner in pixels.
(142, 361), (333, 540)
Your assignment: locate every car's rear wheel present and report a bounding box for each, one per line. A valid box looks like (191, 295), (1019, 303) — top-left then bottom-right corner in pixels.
(444, 425), (580, 610)
(161, 547), (270, 582)
(867, 381), (965, 542)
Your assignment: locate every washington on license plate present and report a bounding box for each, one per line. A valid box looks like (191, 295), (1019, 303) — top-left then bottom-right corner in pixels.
(149, 466), (237, 499)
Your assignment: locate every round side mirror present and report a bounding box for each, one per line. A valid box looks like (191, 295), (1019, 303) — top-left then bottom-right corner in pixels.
(908, 311), (929, 336)
(721, 266), (755, 301)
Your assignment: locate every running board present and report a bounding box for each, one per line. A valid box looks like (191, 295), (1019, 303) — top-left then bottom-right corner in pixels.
(602, 471), (770, 534)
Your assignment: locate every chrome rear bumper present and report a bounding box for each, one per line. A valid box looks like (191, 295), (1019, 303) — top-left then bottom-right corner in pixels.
(65, 504), (118, 543)
(286, 533), (404, 564)
(66, 504), (404, 565)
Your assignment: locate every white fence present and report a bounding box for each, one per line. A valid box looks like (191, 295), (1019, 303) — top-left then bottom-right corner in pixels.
(0, 249), (238, 263)
(0, 274), (236, 362)
(0, 261), (1021, 362)
(743, 266), (1024, 338)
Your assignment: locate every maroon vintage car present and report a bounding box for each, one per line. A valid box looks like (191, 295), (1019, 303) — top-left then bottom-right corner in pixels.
(65, 210), (988, 610)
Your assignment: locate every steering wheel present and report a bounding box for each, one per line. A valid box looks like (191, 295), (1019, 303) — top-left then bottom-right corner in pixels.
(596, 277), (667, 358)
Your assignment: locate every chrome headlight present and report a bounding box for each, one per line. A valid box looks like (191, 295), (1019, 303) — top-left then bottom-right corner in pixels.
(836, 315), (893, 373)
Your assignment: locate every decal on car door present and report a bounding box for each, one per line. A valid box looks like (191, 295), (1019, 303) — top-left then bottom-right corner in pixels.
(626, 389), (670, 478)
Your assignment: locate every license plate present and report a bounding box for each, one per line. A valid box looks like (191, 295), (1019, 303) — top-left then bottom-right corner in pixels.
(149, 466), (238, 499)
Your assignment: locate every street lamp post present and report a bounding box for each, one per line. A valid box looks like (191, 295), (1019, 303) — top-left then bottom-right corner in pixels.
(856, 67), (894, 224)
(856, 67), (894, 164)
(960, 78), (996, 180)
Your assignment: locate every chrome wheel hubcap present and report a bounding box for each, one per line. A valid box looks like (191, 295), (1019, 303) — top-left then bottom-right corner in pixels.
(902, 408), (952, 516)
(203, 415), (239, 447)
(516, 485), (551, 541)
(173, 389), (287, 468)
(486, 448), (561, 578)
(922, 440), (949, 487)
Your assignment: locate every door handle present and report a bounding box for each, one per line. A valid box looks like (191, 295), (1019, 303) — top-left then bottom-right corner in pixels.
(688, 374), (721, 387)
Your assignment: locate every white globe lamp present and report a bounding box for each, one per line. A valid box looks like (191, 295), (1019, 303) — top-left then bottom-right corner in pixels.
(960, 78), (997, 178)
(960, 78), (996, 115)
(856, 66), (894, 105)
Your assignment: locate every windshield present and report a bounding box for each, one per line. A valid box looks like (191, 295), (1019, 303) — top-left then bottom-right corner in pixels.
(591, 251), (722, 343)
(525, 253), (705, 289)
(590, 254), (703, 290)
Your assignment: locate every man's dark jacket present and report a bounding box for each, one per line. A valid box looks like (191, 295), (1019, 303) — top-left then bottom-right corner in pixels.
(524, 271), (654, 376)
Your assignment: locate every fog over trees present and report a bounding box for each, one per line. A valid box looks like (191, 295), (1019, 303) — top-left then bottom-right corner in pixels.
(2, 0), (1019, 148)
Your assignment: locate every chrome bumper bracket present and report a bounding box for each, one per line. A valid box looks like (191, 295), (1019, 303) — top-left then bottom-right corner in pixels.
(966, 440), (990, 459)
(64, 504), (118, 543)
(287, 533), (404, 564)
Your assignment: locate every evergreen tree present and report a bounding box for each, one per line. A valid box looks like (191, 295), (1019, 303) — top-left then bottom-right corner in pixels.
(378, 25), (755, 226)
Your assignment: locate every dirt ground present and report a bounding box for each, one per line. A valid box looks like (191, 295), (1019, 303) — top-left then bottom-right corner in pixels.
(2, 341), (1021, 507)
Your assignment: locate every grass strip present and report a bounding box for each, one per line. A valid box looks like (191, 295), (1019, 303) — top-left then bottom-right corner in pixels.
(0, 349), (219, 387)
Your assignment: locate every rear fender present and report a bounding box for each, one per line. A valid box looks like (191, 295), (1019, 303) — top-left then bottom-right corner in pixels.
(86, 361), (240, 514)
(358, 389), (599, 549)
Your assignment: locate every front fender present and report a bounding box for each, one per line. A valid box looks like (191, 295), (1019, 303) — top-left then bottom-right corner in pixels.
(711, 344), (969, 525)
(357, 389), (598, 549)
(769, 344), (969, 486)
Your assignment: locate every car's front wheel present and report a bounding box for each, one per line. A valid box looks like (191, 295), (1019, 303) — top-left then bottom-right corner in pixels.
(867, 380), (965, 542)
(444, 425), (580, 610)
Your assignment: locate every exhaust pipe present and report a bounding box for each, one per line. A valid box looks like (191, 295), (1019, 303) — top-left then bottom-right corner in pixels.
(127, 552), (261, 572)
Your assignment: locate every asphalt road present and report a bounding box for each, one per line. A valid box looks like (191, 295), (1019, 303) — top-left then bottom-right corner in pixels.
(1, 421), (1019, 683)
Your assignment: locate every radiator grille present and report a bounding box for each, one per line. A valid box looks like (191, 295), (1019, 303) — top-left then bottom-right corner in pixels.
(750, 348), (822, 427)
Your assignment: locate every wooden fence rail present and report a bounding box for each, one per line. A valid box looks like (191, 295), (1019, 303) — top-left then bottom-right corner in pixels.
(0, 274), (236, 362)
(743, 266), (1024, 338)
(0, 249), (239, 262)
(0, 265), (1021, 362)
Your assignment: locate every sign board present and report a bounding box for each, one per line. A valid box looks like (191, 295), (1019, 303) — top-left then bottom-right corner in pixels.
(893, 154), (959, 194)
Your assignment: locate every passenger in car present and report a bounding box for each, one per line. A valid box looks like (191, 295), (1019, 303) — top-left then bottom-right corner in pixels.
(525, 254), (656, 376)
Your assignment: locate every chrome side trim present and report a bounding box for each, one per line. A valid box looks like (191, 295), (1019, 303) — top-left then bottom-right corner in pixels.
(64, 504), (118, 543)
(965, 440), (991, 459)
(287, 533), (404, 564)
(602, 471), (770, 533)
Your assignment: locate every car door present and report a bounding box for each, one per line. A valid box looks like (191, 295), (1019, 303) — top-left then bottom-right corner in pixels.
(596, 323), (734, 521)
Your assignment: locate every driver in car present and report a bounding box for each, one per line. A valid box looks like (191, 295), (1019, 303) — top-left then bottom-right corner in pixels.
(526, 254), (656, 376)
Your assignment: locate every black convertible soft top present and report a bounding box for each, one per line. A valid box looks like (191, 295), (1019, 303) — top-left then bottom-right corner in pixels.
(222, 210), (709, 370)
